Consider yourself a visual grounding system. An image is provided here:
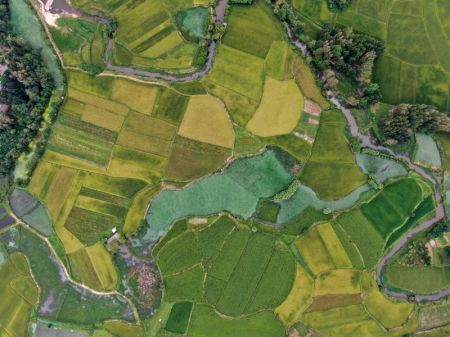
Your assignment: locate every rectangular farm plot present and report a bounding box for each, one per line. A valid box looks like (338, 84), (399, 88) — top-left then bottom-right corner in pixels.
(68, 87), (129, 115)
(85, 242), (118, 290)
(75, 195), (127, 218)
(215, 233), (275, 316)
(165, 136), (230, 181)
(28, 161), (59, 199)
(361, 179), (423, 238)
(117, 112), (177, 157)
(178, 96), (235, 148)
(152, 86), (190, 124)
(69, 247), (104, 291)
(63, 98), (85, 117)
(117, 129), (172, 157)
(111, 78), (158, 114)
(302, 304), (370, 330)
(128, 19), (172, 50)
(208, 227), (252, 281)
(68, 70), (114, 97)
(81, 104), (125, 132)
(114, 0), (168, 44)
(65, 207), (123, 245)
(315, 269), (361, 296)
(44, 166), (78, 220)
(81, 172), (146, 199)
(138, 31), (184, 59)
(295, 226), (335, 275)
(0, 254), (38, 337)
(316, 223), (352, 268)
(48, 123), (114, 168)
(108, 145), (166, 183)
(207, 44), (265, 101)
(265, 41), (292, 80)
(247, 245), (296, 313)
(338, 210), (385, 269)
(223, 0), (284, 58)
(123, 111), (177, 140)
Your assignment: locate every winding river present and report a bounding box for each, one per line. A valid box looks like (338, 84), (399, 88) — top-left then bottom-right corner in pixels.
(40, 0), (449, 301)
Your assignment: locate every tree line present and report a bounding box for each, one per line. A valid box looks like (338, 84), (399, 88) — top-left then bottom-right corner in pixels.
(0, 0), (55, 174)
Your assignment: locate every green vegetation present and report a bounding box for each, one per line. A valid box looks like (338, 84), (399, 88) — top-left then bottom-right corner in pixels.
(9, 0), (63, 87)
(297, 0), (450, 112)
(156, 216), (296, 317)
(165, 302), (193, 334)
(415, 134), (442, 168)
(339, 178), (424, 268)
(141, 149), (295, 248)
(49, 17), (105, 70)
(177, 7), (209, 39)
(0, 226), (133, 325)
(0, 0), (56, 175)
(3, 0), (447, 335)
(380, 104), (443, 144)
(300, 109), (367, 200)
(0, 253), (38, 337)
(9, 188), (53, 236)
(386, 265), (450, 294)
(189, 305), (285, 337)
(72, 0), (211, 71)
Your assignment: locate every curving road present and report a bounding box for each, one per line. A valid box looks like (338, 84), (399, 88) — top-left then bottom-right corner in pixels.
(42, 0), (448, 301)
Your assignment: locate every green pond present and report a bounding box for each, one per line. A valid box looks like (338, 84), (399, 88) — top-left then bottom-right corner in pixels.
(135, 149), (295, 251)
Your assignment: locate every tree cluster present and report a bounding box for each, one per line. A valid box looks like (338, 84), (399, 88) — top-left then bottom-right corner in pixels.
(266, 0), (304, 36)
(311, 25), (384, 108)
(396, 240), (431, 267)
(0, 0), (54, 174)
(428, 221), (449, 240)
(379, 104), (443, 144)
(327, 0), (353, 11)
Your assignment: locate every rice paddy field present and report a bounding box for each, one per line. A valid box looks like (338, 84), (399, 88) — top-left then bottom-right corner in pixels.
(414, 134), (442, 168)
(68, 0), (210, 72)
(294, 0), (450, 112)
(300, 109), (367, 200)
(3, 0), (449, 336)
